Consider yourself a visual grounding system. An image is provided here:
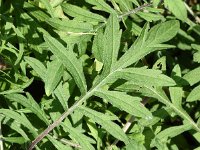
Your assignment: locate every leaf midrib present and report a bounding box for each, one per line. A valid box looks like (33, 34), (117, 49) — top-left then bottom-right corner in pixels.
(145, 85), (200, 132)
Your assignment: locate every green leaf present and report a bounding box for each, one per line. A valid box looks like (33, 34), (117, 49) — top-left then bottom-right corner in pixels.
(24, 56), (46, 81)
(1, 117), (29, 140)
(5, 93), (49, 125)
(61, 123), (95, 150)
(54, 82), (71, 110)
(0, 109), (38, 137)
(169, 87), (183, 108)
(187, 84), (200, 102)
(2, 137), (27, 144)
(164, 0), (187, 22)
(136, 12), (164, 22)
(23, 2), (50, 21)
(76, 106), (129, 143)
(183, 67), (200, 86)
(62, 3), (105, 23)
(114, 20), (179, 69)
(146, 20), (180, 45)
(47, 18), (93, 33)
(39, 0), (55, 17)
(85, 0), (115, 13)
(45, 59), (64, 96)
(153, 56), (166, 71)
(113, 82), (200, 132)
(153, 0), (161, 7)
(102, 14), (122, 74)
(44, 35), (87, 95)
(47, 135), (72, 150)
(152, 124), (191, 145)
(125, 140), (146, 150)
(112, 68), (176, 86)
(92, 29), (104, 62)
(94, 89), (152, 119)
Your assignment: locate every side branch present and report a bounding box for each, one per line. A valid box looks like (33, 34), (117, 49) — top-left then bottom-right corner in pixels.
(118, 3), (153, 19)
(28, 93), (91, 150)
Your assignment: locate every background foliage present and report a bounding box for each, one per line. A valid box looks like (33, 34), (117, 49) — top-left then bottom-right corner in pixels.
(0, 0), (200, 149)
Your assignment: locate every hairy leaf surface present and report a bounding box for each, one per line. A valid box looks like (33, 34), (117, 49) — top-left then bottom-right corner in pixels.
(44, 35), (87, 94)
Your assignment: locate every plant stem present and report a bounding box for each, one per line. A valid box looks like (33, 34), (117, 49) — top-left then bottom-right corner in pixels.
(28, 68), (120, 150)
(28, 92), (91, 150)
(118, 3), (153, 19)
(184, 2), (200, 24)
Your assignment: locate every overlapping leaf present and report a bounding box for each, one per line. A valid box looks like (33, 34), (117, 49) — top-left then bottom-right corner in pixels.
(85, 0), (115, 13)
(47, 18), (93, 33)
(44, 35), (87, 94)
(24, 56), (46, 81)
(164, 0), (187, 22)
(114, 20), (180, 69)
(47, 135), (72, 150)
(5, 93), (49, 125)
(0, 109), (38, 137)
(62, 3), (105, 23)
(111, 67), (176, 86)
(102, 14), (122, 74)
(152, 124), (191, 147)
(76, 106), (129, 144)
(44, 59), (64, 96)
(61, 123), (95, 150)
(94, 89), (152, 119)
(187, 85), (200, 102)
(183, 67), (200, 86)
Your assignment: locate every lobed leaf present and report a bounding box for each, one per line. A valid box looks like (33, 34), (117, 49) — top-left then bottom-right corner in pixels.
(1, 117), (29, 140)
(114, 20), (179, 69)
(76, 106), (129, 143)
(44, 35), (87, 95)
(94, 89), (152, 119)
(61, 123), (95, 150)
(0, 109), (38, 137)
(5, 93), (50, 125)
(152, 124), (191, 145)
(24, 56), (46, 81)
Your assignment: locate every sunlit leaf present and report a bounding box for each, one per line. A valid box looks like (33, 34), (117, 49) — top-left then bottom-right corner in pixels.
(45, 59), (63, 96)
(76, 106), (129, 144)
(94, 89), (152, 119)
(164, 0), (187, 21)
(44, 35), (87, 95)
(5, 93), (49, 125)
(62, 3), (105, 23)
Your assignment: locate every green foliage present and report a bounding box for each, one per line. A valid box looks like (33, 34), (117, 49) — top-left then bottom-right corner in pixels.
(0, 0), (200, 149)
